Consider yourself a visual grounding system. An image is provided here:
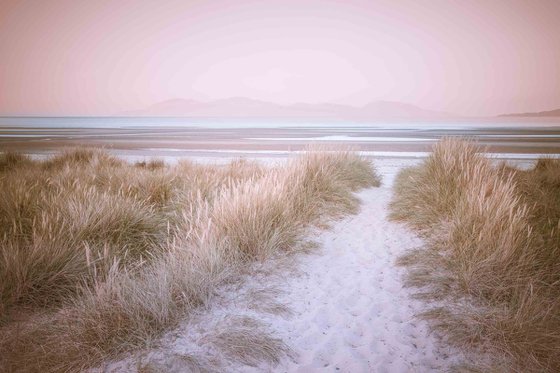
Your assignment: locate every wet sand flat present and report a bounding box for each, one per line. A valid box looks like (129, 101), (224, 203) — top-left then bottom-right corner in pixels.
(2, 122), (560, 158)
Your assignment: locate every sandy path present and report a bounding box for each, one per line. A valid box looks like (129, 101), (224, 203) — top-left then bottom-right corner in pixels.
(101, 160), (459, 372)
(239, 160), (460, 372)
(255, 186), (455, 372)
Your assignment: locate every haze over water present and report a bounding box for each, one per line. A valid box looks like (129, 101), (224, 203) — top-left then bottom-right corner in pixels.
(1, 1), (559, 158)
(2, 1), (559, 117)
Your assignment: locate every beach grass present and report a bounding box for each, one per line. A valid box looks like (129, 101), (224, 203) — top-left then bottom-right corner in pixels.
(390, 138), (560, 372)
(0, 147), (380, 372)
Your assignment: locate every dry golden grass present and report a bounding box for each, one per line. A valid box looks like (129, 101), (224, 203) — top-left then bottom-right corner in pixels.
(0, 147), (380, 372)
(201, 315), (295, 367)
(136, 352), (214, 373)
(390, 138), (560, 372)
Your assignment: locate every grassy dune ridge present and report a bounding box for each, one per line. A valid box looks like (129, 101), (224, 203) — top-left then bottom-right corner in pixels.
(0, 148), (380, 372)
(390, 138), (560, 372)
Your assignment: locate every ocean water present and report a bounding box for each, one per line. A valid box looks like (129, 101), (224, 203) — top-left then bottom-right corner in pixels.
(1, 116), (560, 129)
(1, 116), (560, 160)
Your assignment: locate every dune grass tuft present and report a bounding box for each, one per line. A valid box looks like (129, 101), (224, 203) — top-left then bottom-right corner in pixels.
(0, 151), (32, 172)
(0, 148), (380, 372)
(390, 138), (560, 372)
(202, 315), (295, 367)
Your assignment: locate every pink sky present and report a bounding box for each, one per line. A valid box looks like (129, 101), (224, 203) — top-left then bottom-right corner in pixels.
(1, 0), (559, 116)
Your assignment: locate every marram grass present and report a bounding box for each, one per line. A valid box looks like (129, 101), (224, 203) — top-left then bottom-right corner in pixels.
(390, 138), (560, 372)
(0, 147), (380, 372)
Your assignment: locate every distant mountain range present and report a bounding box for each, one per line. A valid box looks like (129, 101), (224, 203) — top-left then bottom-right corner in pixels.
(499, 108), (560, 118)
(120, 98), (455, 119)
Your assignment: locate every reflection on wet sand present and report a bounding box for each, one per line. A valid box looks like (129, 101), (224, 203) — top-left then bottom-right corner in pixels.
(1, 122), (560, 159)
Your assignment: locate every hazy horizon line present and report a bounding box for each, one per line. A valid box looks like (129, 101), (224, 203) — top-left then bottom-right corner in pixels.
(2, 96), (558, 118)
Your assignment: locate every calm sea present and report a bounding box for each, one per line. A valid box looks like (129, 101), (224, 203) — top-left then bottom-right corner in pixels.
(1, 116), (560, 159)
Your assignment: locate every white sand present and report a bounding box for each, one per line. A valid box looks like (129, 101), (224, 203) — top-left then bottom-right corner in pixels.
(253, 203), (439, 371)
(247, 136), (435, 142)
(241, 159), (460, 372)
(99, 159), (462, 373)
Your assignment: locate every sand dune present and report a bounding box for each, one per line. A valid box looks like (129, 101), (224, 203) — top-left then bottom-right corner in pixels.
(98, 159), (462, 373)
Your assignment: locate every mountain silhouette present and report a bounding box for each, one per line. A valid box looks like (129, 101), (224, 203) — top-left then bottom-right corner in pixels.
(498, 108), (560, 117)
(121, 98), (454, 119)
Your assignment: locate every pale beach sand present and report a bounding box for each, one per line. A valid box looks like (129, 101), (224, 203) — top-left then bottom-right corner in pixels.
(96, 158), (466, 373)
